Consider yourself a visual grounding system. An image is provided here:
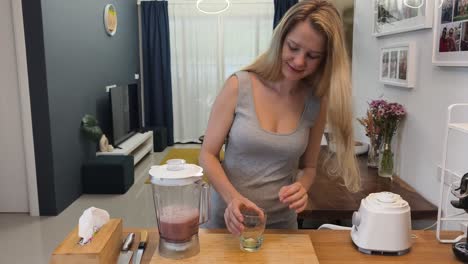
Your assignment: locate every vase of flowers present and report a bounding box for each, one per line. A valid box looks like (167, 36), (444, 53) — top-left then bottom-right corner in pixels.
(357, 103), (382, 168)
(367, 136), (380, 168)
(372, 100), (406, 178)
(379, 140), (394, 178)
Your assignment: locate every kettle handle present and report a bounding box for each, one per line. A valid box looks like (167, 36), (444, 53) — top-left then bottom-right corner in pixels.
(199, 182), (210, 225)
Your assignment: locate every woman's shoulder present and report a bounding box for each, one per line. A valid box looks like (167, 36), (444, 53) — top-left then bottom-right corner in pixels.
(232, 70), (256, 80)
(221, 74), (239, 98)
(306, 93), (321, 112)
(303, 89), (323, 121)
(230, 70), (257, 92)
(301, 82), (321, 104)
(210, 75), (239, 118)
(308, 92), (322, 104)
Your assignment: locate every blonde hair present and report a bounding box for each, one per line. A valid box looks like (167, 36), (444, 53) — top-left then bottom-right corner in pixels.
(243, 0), (360, 192)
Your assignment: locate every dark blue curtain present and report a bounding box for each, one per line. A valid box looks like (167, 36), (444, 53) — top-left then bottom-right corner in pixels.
(141, 1), (174, 145)
(273, 0), (298, 29)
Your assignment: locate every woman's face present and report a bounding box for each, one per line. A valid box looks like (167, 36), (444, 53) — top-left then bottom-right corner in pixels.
(281, 21), (326, 81)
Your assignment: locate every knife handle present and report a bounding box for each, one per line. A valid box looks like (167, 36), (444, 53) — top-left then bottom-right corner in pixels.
(138, 231), (148, 249)
(122, 233), (135, 251)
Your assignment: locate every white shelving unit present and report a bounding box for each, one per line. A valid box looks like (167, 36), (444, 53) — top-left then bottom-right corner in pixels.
(437, 104), (468, 243)
(96, 131), (153, 165)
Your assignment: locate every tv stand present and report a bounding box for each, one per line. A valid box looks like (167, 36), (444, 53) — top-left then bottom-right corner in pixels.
(96, 131), (153, 165)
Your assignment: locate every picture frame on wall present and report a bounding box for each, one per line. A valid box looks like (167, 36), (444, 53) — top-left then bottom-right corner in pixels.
(380, 43), (416, 88)
(432, 0), (468, 66)
(373, 0), (433, 37)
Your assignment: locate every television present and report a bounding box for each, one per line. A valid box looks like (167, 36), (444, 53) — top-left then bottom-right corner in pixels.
(109, 84), (140, 146)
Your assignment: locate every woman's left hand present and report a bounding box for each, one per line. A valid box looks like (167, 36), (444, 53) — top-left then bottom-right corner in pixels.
(278, 182), (308, 213)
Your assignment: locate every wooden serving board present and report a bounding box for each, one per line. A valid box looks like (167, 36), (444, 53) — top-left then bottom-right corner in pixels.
(149, 233), (319, 264)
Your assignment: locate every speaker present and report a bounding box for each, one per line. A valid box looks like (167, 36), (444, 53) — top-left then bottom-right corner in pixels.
(143, 126), (167, 152)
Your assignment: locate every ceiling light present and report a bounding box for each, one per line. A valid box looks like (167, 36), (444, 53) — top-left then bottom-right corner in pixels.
(196, 0), (231, 15)
(403, 0), (424, 9)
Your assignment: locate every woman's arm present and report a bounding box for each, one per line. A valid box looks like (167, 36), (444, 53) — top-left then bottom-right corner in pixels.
(199, 75), (263, 235)
(297, 96), (328, 189)
(199, 76), (241, 203)
(279, 96), (328, 213)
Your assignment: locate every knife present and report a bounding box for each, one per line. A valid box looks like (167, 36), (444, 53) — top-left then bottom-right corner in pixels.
(133, 231), (148, 264)
(117, 233), (135, 264)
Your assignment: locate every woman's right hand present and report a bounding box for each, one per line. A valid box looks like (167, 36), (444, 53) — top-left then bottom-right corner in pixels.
(224, 196), (263, 236)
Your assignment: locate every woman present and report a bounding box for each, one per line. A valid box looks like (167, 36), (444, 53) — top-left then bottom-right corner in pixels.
(447, 28), (458, 52)
(199, 0), (360, 235)
(439, 27), (449, 52)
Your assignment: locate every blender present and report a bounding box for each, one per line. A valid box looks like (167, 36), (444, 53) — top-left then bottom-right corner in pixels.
(149, 159), (210, 259)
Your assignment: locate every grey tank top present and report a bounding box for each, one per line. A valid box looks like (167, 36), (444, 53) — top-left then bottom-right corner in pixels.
(206, 71), (321, 229)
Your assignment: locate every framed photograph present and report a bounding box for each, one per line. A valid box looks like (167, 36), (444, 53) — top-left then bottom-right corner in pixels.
(380, 43), (416, 88)
(373, 0), (434, 37)
(432, 0), (468, 66)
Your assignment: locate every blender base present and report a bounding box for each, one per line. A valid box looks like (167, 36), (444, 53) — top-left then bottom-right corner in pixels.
(158, 234), (200, 259)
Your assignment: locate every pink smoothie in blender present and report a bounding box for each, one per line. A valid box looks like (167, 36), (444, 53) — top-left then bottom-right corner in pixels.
(159, 206), (200, 243)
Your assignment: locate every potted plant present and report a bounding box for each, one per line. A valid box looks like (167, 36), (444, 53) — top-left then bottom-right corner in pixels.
(81, 114), (113, 152)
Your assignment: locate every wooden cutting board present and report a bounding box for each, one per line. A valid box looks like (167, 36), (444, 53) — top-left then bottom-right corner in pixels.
(149, 233), (319, 264)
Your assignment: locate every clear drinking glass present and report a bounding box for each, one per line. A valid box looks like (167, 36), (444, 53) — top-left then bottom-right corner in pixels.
(239, 208), (266, 252)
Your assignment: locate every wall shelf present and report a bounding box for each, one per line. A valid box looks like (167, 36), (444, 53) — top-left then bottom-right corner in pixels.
(96, 131), (153, 165)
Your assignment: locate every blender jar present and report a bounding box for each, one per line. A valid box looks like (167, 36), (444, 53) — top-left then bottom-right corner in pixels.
(149, 160), (209, 259)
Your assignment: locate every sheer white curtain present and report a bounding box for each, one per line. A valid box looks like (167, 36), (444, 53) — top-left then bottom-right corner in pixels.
(169, 0), (274, 143)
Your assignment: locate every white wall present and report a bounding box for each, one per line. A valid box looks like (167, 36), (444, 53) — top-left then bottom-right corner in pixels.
(0, 0), (29, 212)
(352, 1), (468, 209)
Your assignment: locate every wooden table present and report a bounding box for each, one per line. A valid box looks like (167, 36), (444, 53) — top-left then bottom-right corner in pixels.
(298, 153), (438, 225)
(124, 228), (461, 263)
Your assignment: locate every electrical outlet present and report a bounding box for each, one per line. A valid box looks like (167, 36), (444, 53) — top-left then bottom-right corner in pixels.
(105, 84), (117, 93)
(437, 165), (461, 187)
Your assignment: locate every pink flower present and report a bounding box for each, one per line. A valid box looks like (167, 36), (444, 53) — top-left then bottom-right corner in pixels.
(378, 108), (385, 117)
(364, 99), (406, 142)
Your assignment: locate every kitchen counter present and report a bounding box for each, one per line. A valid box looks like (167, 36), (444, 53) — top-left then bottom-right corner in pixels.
(124, 228), (461, 263)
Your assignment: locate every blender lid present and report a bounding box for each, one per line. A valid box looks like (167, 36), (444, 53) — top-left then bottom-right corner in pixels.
(365, 192), (409, 211)
(149, 159), (203, 186)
